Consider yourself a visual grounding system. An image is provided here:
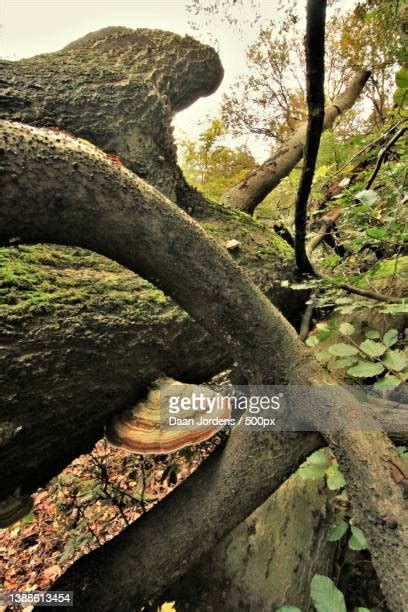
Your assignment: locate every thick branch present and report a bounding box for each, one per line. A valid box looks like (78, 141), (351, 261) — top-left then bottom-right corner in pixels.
(1, 122), (407, 611)
(0, 27), (223, 205)
(364, 399), (408, 445)
(294, 0), (326, 274)
(221, 70), (371, 215)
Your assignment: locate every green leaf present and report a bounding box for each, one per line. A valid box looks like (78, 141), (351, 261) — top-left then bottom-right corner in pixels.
(353, 204), (371, 214)
(382, 350), (407, 372)
(298, 449), (330, 480)
(299, 465), (327, 480)
(347, 361), (385, 378)
(356, 608), (370, 612)
(329, 343), (359, 357)
(326, 464), (346, 491)
(395, 67), (408, 88)
(365, 329), (380, 339)
(355, 190), (380, 205)
(349, 525), (368, 550)
(359, 339), (387, 357)
(306, 335), (320, 347)
(316, 328), (332, 342)
(397, 446), (408, 468)
(315, 164), (329, 178)
(348, 525), (368, 551)
(306, 448), (331, 466)
(276, 608), (302, 612)
(310, 575), (347, 612)
(327, 518), (349, 542)
(381, 303), (408, 314)
(394, 87), (408, 107)
(373, 375), (401, 392)
(316, 350), (332, 364)
(383, 329), (399, 347)
(366, 228), (386, 240)
(331, 356), (357, 370)
(325, 254), (341, 268)
(339, 322), (355, 336)
(21, 511), (34, 523)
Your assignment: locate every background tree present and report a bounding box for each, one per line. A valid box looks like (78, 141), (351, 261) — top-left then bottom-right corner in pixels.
(178, 117), (256, 201)
(220, 1), (402, 146)
(335, 0), (404, 128)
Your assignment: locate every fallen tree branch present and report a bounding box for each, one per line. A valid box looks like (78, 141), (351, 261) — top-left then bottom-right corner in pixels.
(294, 0), (327, 274)
(54, 430), (323, 610)
(335, 281), (404, 303)
(1, 122), (407, 611)
(221, 70), (371, 215)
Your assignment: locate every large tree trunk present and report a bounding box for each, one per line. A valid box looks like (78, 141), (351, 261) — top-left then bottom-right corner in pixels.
(220, 70), (371, 215)
(1, 121), (406, 612)
(0, 28), (299, 500)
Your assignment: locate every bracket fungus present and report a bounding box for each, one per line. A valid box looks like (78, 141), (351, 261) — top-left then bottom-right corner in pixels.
(106, 379), (232, 455)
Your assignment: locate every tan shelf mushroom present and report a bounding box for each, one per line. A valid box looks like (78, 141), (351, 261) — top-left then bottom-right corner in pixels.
(106, 379), (231, 454)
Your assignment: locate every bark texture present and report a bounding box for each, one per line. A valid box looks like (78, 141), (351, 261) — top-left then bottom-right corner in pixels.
(164, 476), (337, 612)
(294, 0), (326, 273)
(221, 70), (371, 215)
(0, 26), (223, 202)
(0, 29), (298, 499)
(1, 122), (407, 611)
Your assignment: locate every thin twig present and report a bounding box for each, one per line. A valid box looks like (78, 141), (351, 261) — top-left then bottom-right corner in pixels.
(89, 452), (131, 526)
(335, 282), (402, 303)
(73, 494), (103, 547)
(306, 235), (402, 303)
(365, 126), (407, 189)
(321, 119), (405, 188)
(140, 458), (147, 514)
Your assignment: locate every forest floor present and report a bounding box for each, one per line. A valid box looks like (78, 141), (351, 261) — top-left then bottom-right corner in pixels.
(1, 434), (225, 603)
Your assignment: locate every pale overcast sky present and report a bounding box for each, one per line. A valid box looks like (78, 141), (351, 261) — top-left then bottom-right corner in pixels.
(0, 1), (356, 160)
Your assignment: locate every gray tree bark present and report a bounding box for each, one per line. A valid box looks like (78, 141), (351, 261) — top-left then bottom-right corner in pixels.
(0, 26), (223, 204)
(1, 121), (406, 612)
(220, 70), (371, 215)
(163, 476), (337, 612)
